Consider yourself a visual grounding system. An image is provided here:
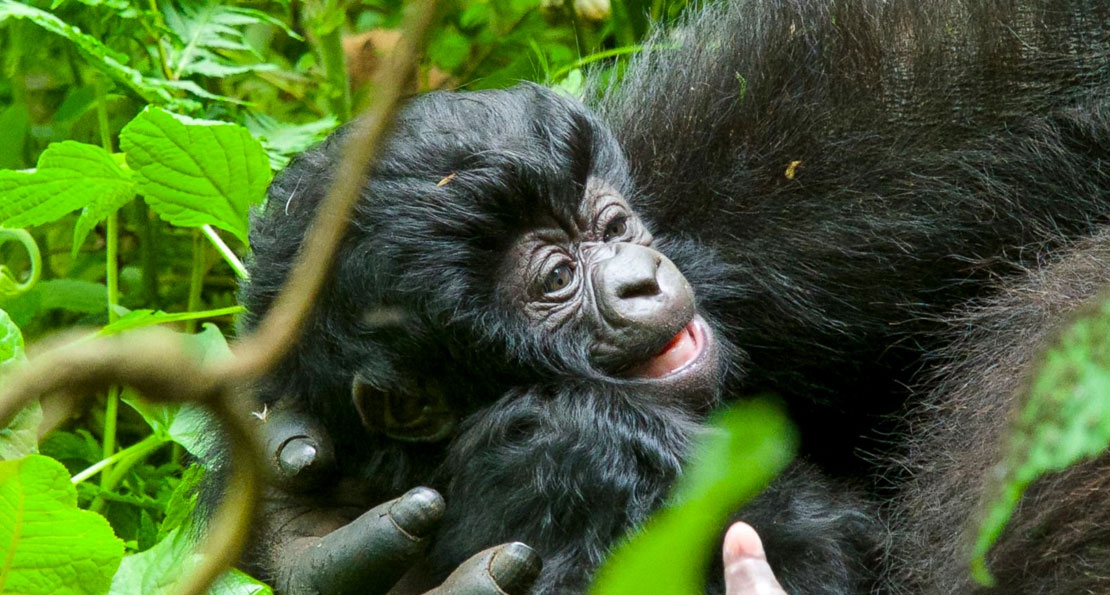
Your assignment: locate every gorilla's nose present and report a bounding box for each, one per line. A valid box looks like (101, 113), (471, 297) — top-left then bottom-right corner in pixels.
(593, 243), (695, 352)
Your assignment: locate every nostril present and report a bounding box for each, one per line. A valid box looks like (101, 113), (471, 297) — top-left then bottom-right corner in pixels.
(615, 275), (661, 299)
(610, 247), (662, 300)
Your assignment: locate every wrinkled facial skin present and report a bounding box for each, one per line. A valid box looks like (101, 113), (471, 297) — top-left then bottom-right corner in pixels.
(253, 85), (727, 447)
(499, 178), (719, 406)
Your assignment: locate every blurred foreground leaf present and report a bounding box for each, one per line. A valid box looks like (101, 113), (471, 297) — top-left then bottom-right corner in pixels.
(591, 399), (797, 595)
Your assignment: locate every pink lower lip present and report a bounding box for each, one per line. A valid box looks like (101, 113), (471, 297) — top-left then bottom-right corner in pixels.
(629, 319), (703, 379)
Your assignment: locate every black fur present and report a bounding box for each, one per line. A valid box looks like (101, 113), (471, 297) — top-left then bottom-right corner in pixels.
(233, 0), (1109, 592)
(888, 229), (1110, 594)
(600, 0), (1110, 472)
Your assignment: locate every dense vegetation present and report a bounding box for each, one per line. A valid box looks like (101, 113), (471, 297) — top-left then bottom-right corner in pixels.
(0, 0), (1105, 593)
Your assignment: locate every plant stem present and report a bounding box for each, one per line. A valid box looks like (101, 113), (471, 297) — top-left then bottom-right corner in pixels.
(72, 433), (165, 484)
(202, 225), (248, 279)
(185, 229), (206, 334)
(133, 201), (160, 307)
(88, 434), (169, 512)
(96, 76), (122, 490)
(317, 25), (351, 121)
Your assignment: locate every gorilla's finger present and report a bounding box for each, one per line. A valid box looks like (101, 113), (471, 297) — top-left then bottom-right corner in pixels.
(259, 404), (336, 489)
(428, 542), (542, 595)
(723, 523), (788, 595)
(285, 487), (445, 595)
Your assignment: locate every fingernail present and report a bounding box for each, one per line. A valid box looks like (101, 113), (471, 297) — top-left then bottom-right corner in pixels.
(389, 487), (445, 538)
(276, 437), (318, 476)
(490, 542), (542, 593)
(724, 522), (765, 561)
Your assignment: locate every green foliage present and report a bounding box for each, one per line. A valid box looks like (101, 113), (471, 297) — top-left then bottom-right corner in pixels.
(0, 454), (125, 594)
(971, 295), (1110, 585)
(0, 1), (185, 108)
(0, 307), (41, 461)
(159, 1), (292, 81)
(4, 0), (1102, 591)
(591, 400), (797, 595)
(0, 141), (132, 231)
(109, 527), (272, 595)
(120, 107), (270, 243)
(0, 228), (41, 298)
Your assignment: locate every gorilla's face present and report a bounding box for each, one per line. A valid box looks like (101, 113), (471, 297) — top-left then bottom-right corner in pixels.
(298, 84), (723, 442)
(499, 177), (717, 393)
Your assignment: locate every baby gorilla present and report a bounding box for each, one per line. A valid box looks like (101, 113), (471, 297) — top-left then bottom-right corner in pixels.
(235, 0), (1109, 591)
(241, 84), (879, 594)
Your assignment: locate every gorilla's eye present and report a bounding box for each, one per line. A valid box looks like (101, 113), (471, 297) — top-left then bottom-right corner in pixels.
(543, 264), (574, 294)
(603, 216), (628, 241)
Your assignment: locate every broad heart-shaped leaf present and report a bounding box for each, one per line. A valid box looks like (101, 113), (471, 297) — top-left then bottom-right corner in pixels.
(0, 308), (40, 461)
(108, 527), (272, 595)
(591, 400), (797, 595)
(0, 140), (134, 229)
(0, 454), (124, 594)
(120, 107), (270, 243)
(971, 295), (1110, 585)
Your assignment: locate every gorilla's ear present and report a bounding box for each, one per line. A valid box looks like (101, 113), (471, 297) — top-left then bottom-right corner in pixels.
(351, 377), (457, 442)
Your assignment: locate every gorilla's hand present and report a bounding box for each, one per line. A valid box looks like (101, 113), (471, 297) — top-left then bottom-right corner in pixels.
(269, 488), (541, 595)
(259, 401), (337, 491)
(255, 406), (542, 595)
(723, 523), (787, 595)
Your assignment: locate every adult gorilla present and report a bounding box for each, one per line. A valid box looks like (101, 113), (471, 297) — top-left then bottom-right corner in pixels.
(888, 230), (1110, 594)
(231, 0), (1109, 592)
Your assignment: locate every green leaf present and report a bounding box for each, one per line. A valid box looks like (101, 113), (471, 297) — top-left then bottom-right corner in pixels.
(591, 400), (797, 595)
(0, 1), (180, 106)
(0, 309), (40, 461)
(0, 308), (24, 367)
(157, 465), (204, 540)
(971, 296), (1110, 585)
(0, 454), (124, 594)
(1, 280), (109, 328)
(73, 190), (138, 258)
(108, 527), (272, 595)
(35, 279), (109, 313)
(96, 306), (243, 336)
(0, 141), (134, 229)
(459, 2), (492, 29)
(120, 107), (271, 243)
(243, 113), (338, 170)
(428, 26), (472, 72)
(40, 430), (102, 469)
(161, 0), (299, 80)
(121, 324), (231, 459)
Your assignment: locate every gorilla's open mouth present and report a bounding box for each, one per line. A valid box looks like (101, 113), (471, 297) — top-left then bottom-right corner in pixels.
(627, 316), (710, 379)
